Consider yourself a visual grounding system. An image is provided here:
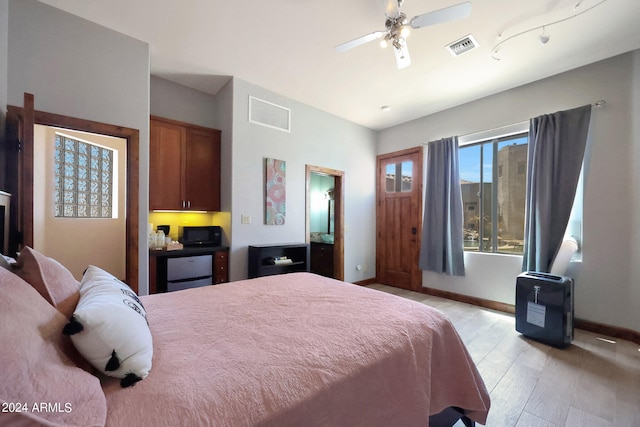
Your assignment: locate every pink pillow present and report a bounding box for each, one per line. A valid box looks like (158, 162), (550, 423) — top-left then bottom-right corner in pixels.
(0, 268), (107, 426)
(12, 246), (80, 318)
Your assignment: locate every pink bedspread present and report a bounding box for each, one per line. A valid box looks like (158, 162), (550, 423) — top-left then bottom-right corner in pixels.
(102, 273), (489, 426)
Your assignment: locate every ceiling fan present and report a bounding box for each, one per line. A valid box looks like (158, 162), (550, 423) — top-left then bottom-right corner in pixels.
(335, 0), (472, 69)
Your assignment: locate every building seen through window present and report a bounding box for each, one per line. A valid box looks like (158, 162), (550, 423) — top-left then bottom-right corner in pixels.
(385, 161), (413, 193)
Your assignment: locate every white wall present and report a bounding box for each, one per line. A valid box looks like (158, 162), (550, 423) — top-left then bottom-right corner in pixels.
(378, 51), (640, 332)
(230, 79), (377, 283)
(7, 0), (150, 292)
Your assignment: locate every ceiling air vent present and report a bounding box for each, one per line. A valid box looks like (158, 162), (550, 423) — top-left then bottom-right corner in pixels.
(249, 96), (291, 133)
(446, 34), (478, 57)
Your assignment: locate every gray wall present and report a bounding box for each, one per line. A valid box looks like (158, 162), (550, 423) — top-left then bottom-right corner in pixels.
(378, 51), (640, 332)
(7, 0), (151, 293)
(150, 75), (223, 129)
(230, 78), (377, 282)
(0, 0), (7, 190)
(149, 75), (378, 283)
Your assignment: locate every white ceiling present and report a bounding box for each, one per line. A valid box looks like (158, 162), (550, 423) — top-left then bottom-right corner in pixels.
(38, 0), (640, 130)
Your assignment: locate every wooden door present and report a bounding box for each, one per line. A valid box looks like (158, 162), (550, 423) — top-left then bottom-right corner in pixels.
(376, 147), (423, 291)
(5, 93), (35, 253)
(184, 127), (221, 211)
(149, 118), (184, 210)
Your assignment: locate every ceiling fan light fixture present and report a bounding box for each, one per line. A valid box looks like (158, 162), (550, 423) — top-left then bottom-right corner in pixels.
(336, 0), (472, 69)
(393, 40), (411, 69)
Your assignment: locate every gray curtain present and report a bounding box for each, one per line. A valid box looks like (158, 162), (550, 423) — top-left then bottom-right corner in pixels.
(419, 137), (465, 276)
(522, 105), (592, 272)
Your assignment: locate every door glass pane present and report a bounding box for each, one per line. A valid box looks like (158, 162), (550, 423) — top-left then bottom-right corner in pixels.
(385, 163), (396, 192)
(385, 161), (413, 193)
(400, 161), (412, 192)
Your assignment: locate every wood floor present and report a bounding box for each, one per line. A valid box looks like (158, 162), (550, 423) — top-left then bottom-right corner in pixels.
(367, 284), (640, 427)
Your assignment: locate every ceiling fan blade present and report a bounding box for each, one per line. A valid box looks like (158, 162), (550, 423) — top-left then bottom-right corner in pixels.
(335, 31), (386, 53)
(410, 1), (472, 29)
(381, 0), (400, 18)
(393, 39), (411, 69)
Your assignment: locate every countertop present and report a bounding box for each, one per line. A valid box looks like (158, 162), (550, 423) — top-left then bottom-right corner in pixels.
(149, 245), (228, 258)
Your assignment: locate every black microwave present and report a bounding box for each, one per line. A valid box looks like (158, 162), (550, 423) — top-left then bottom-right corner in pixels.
(179, 226), (222, 247)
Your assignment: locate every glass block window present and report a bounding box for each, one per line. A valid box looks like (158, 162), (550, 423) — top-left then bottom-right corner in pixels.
(54, 134), (114, 218)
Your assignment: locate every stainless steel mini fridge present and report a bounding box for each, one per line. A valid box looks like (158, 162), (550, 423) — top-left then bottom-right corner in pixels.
(515, 272), (574, 348)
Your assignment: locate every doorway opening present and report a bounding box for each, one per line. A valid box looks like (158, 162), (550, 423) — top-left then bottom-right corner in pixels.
(33, 125), (127, 280)
(305, 165), (344, 281)
(6, 96), (140, 291)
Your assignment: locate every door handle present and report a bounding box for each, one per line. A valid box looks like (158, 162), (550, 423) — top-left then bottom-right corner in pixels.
(411, 227), (417, 235)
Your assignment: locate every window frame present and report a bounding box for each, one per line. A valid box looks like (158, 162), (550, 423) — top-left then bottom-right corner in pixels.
(459, 122), (529, 255)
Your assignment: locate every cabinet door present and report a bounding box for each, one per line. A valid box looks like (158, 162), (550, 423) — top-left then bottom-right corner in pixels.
(184, 128), (221, 211)
(149, 120), (185, 210)
(214, 250), (228, 283)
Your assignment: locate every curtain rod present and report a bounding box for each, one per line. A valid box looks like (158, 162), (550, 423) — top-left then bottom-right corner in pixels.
(421, 100), (606, 146)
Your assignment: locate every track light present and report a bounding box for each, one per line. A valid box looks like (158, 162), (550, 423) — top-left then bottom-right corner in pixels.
(538, 27), (550, 45)
(491, 0), (608, 60)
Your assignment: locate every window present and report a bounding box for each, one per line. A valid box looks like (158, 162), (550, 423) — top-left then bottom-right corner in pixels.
(459, 132), (528, 254)
(385, 161), (413, 193)
(54, 134), (114, 218)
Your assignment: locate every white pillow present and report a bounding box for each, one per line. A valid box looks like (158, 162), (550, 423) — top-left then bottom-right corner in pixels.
(63, 265), (153, 387)
(1, 254), (14, 270)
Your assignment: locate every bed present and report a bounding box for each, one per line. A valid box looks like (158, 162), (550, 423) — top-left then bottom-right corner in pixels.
(1, 247), (490, 427)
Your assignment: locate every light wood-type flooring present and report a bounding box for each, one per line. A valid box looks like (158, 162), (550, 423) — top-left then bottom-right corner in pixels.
(367, 284), (640, 427)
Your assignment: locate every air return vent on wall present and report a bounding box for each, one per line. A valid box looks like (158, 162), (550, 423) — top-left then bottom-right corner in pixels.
(446, 34), (478, 57)
(249, 96), (291, 132)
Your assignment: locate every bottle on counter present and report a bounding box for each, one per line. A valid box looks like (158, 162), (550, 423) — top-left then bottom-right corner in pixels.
(156, 230), (165, 250)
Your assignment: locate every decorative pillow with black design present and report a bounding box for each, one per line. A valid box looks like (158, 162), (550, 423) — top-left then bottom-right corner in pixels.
(63, 265), (153, 387)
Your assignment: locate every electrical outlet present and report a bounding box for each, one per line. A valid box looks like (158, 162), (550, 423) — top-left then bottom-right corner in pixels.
(241, 214), (251, 224)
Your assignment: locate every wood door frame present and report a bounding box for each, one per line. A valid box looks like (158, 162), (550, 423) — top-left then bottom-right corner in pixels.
(6, 99), (140, 292)
(376, 146), (423, 291)
(305, 165), (344, 281)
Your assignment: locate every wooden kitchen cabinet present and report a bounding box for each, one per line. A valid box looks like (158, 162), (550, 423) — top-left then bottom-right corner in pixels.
(149, 116), (221, 211)
(213, 250), (228, 284)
